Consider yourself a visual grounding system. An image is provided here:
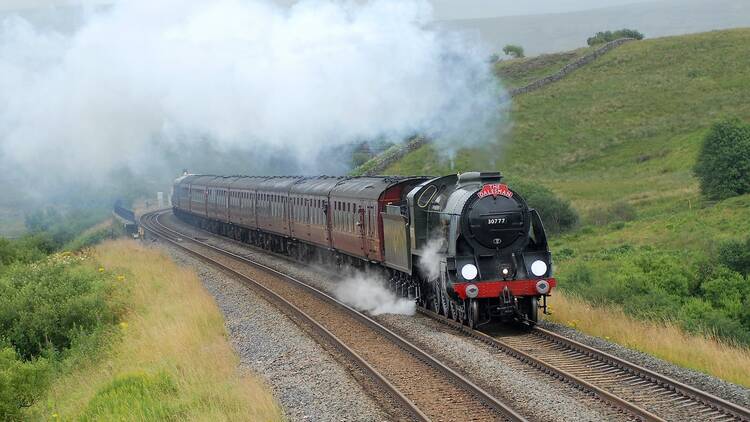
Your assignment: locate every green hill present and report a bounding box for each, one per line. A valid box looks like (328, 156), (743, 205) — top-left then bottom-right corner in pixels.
(384, 28), (750, 344)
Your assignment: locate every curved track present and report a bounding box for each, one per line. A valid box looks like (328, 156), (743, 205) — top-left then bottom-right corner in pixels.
(141, 210), (526, 422)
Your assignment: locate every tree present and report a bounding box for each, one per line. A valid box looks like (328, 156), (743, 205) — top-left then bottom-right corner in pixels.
(717, 238), (750, 277)
(694, 119), (750, 200)
(507, 180), (579, 234)
(587, 28), (644, 46)
(502, 44), (524, 59)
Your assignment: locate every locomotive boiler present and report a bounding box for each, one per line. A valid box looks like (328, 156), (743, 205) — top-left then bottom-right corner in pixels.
(172, 171), (555, 327)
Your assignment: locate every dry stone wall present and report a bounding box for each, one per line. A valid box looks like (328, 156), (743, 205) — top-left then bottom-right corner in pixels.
(358, 136), (426, 176)
(509, 38), (634, 97)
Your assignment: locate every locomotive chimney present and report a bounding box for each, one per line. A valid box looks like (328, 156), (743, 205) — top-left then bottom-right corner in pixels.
(479, 172), (503, 182)
(457, 171), (503, 187)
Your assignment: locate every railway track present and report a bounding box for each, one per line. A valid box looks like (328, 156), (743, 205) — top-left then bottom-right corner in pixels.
(141, 210), (526, 422)
(144, 209), (750, 422)
(423, 306), (750, 422)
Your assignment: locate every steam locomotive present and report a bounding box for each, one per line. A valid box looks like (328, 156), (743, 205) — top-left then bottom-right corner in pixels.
(172, 171), (555, 327)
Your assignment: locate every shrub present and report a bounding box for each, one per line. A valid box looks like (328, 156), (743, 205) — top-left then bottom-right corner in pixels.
(565, 262), (594, 288)
(694, 119), (750, 200)
(587, 200), (637, 226)
(79, 372), (183, 421)
(587, 29), (644, 46)
(0, 236), (50, 270)
(717, 238), (750, 276)
(502, 44), (525, 59)
(556, 247), (575, 260)
(508, 180), (579, 235)
(0, 260), (115, 360)
(699, 266), (748, 316)
(64, 222), (121, 251)
(561, 246), (750, 345)
(0, 348), (51, 421)
(24, 208), (108, 252)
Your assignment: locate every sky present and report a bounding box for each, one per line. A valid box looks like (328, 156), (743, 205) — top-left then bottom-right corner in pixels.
(0, 0), (654, 17)
(428, 0), (652, 19)
(441, 0), (750, 54)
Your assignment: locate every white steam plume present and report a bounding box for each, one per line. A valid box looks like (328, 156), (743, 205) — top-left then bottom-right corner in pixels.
(417, 237), (444, 280)
(334, 273), (415, 316)
(0, 0), (506, 192)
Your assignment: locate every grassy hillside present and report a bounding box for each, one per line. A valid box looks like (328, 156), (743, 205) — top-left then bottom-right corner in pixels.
(384, 28), (750, 346)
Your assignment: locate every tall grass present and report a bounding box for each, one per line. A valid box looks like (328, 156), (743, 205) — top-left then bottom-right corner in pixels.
(34, 240), (282, 420)
(545, 290), (750, 387)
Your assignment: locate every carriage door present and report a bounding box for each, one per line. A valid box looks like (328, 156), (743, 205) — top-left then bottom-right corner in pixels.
(358, 205), (367, 258)
(204, 188), (209, 216)
(366, 205), (375, 257)
(225, 190), (230, 222)
(305, 198), (311, 237)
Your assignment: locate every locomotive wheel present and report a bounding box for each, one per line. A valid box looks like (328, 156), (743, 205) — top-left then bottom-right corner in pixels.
(450, 301), (460, 322)
(455, 301), (466, 324)
(441, 291), (452, 319)
(430, 293), (440, 313)
(467, 300), (479, 329)
(523, 297), (539, 325)
(429, 282), (441, 313)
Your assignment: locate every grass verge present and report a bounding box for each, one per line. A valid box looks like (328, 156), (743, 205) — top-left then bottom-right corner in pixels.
(33, 240), (282, 421)
(545, 291), (750, 388)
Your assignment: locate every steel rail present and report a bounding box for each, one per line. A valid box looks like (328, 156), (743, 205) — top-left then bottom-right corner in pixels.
(141, 210), (527, 422)
(419, 308), (664, 421)
(419, 308), (750, 422)
(533, 327), (750, 422)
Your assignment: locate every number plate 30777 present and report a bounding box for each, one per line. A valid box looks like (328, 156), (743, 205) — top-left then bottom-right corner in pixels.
(487, 218), (507, 225)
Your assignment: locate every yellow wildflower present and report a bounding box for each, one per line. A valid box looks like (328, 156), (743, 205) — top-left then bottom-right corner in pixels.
(116, 275), (125, 282)
(119, 322), (128, 329)
(98, 267), (105, 272)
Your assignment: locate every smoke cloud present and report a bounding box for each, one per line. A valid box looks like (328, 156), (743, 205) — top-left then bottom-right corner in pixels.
(334, 273), (415, 316)
(0, 0), (506, 198)
(417, 237), (444, 280)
